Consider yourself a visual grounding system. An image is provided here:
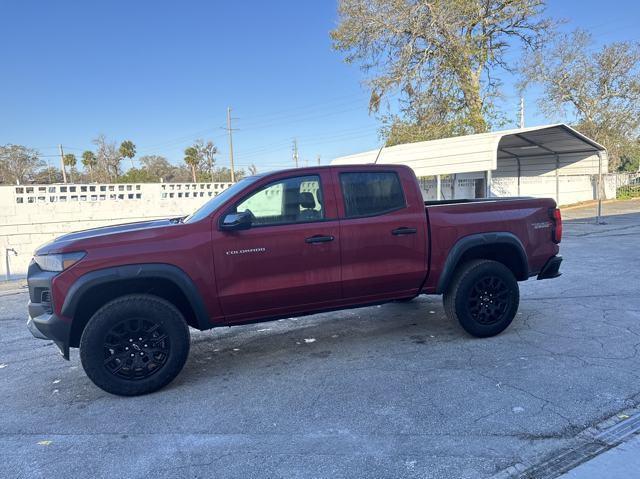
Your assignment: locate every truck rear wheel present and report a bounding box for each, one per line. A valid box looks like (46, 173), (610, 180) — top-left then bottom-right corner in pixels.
(80, 294), (190, 396)
(443, 260), (519, 338)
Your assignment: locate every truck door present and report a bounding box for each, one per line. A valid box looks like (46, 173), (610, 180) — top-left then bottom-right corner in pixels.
(335, 168), (428, 301)
(212, 171), (341, 322)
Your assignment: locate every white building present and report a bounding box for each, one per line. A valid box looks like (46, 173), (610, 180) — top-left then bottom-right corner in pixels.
(332, 124), (611, 206)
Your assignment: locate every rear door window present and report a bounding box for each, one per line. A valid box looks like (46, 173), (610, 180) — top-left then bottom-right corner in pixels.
(340, 172), (406, 218)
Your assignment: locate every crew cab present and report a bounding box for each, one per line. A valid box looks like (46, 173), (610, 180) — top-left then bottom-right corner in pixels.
(27, 165), (562, 395)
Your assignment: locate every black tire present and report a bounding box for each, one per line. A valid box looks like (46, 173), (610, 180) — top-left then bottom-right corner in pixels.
(443, 260), (519, 338)
(80, 294), (190, 396)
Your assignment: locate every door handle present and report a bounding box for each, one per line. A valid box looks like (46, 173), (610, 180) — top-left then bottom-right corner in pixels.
(305, 234), (335, 244)
(392, 227), (417, 236)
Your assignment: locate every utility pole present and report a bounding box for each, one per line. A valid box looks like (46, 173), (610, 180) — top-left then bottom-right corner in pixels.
(226, 107), (236, 182)
(292, 139), (299, 168)
(519, 97), (525, 129)
(58, 144), (68, 184)
(317, 155), (321, 166)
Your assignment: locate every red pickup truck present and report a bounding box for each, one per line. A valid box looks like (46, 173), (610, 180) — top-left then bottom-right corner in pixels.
(27, 165), (562, 395)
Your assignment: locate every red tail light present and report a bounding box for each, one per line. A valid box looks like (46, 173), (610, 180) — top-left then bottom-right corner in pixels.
(550, 207), (562, 243)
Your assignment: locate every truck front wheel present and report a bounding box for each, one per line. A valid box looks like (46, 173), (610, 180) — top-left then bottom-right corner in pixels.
(80, 294), (190, 396)
(443, 260), (519, 338)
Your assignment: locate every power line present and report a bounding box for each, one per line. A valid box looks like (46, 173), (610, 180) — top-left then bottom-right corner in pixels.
(232, 92), (368, 124)
(234, 126), (378, 163)
(235, 124), (378, 159)
(135, 94), (368, 155)
(237, 103), (368, 132)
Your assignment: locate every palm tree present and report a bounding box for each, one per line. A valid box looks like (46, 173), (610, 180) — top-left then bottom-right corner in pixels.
(183, 146), (200, 182)
(63, 153), (77, 183)
(119, 140), (136, 169)
(81, 151), (97, 182)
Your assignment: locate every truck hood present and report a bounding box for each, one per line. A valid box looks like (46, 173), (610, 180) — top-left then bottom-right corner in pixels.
(35, 218), (179, 255)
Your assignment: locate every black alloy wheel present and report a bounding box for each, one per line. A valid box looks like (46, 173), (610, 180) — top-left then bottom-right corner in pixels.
(80, 294), (190, 396)
(467, 275), (511, 325)
(103, 317), (171, 380)
(443, 259), (520, 338)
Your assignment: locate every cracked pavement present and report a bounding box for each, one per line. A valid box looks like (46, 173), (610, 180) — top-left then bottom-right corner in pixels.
(1, 200), (639, 478)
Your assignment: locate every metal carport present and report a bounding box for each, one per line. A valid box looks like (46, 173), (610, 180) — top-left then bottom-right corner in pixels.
(331, 124), (608, 213)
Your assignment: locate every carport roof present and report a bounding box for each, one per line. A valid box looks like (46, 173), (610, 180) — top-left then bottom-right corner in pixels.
(331, 124), (606, 176)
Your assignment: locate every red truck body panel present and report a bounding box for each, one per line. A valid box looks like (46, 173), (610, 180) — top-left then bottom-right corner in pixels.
(423, 198), (559, 293)
(35, 164), (560, 332)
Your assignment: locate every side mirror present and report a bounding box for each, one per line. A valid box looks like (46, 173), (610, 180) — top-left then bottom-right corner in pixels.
(220, 211), (252, 231)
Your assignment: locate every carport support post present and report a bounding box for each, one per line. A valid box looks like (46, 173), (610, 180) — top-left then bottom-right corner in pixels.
(485, 170), (492, 198)
(436, 175), (441, 200)
(555, 154), (560, 205)
(596, 151), (604, 224)
(516, 157), (521, 196)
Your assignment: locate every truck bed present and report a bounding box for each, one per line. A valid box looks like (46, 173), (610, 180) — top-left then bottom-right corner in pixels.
(424, 197), (533, 206)
(422, 196), (559, 294)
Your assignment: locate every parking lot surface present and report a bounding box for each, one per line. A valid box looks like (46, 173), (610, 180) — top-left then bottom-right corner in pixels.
(1, 200), (639, 478)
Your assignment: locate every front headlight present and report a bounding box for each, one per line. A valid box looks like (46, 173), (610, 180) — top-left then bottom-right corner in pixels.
(33, 252), (86, 272)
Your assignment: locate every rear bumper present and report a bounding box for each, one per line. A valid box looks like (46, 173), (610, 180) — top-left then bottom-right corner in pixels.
(537, 255), (562, 280)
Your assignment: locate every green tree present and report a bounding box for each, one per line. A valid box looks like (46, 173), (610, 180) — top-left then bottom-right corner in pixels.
(139, 155), (175, 181)
(211, 166), (245, 182)
(116, 167), (157, 183)
(63, 153), (77, 182)
(33, 166), (64, 184)
(521, 30), (640, 171)
(81, 150), (98, 181)
(183, 146), (200, 182)
(0, 144), (43, 184)
(248, 164), (258, 176)
(119, 140), (137, 169)
(331, 0), (551, 144)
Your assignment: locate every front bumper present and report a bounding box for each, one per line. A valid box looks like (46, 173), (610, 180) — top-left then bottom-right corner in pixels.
(26, 261), (71, 359)
(537, 255), (562, 280)
(27, 303), (71, 359)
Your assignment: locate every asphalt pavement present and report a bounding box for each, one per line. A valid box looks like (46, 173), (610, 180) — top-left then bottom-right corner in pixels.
(1, 199), (639, 479)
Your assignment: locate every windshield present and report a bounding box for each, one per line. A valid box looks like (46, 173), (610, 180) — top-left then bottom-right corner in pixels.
(183, 177), (259, 223)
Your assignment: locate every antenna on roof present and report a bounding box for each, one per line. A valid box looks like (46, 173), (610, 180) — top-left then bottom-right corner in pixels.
(373, 144), (385, 164)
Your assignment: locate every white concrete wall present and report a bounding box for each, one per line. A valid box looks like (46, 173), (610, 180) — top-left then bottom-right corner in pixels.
(0, 182), (232, 278)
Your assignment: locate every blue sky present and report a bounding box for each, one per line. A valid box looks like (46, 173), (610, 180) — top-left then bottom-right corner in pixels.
(1, 1), (638, 173)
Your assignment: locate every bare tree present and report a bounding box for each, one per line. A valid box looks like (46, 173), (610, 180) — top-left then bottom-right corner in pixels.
(92, 135), (122, 181)
(521, 30), (640, 170)
(0, 144), (43, 184)
(194, 139), (217, 181)
(331, 0), (551, 144)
